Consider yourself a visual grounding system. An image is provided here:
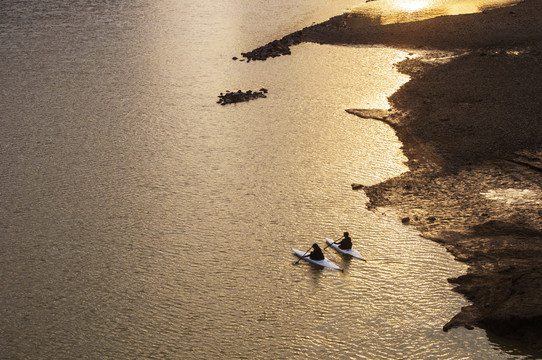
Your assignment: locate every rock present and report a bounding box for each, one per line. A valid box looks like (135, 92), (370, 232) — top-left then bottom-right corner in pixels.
(345, 108), (390, 120)
(217, 89), (268, 105)
(402, 217), (410, 224)
(351, 183), (364, 190)
(240, 32), (303, 61)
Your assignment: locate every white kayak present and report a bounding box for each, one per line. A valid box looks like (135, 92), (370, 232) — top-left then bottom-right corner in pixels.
(325, 238), (366, 261)
(292, 248), (343, 271)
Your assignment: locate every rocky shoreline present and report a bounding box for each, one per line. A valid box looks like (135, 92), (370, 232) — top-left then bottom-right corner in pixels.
(361, 49), (542, 353)
(242, 0), (542, 354)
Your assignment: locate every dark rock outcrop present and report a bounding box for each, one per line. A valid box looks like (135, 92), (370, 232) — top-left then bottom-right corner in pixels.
(240, 32), (303, 61)
(217, 88), (268, 105)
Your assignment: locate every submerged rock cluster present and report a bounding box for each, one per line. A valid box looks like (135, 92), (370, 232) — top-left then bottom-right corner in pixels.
(217, 88), (268, 105)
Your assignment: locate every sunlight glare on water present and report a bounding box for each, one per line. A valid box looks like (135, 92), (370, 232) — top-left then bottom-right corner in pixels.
(352, 0), (521, 24)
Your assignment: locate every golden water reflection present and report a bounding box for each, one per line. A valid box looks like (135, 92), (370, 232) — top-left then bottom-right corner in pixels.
(352, 0), (521, 24)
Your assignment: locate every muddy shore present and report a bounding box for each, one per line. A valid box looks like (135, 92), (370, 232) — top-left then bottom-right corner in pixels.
(244, 0), (542, 354)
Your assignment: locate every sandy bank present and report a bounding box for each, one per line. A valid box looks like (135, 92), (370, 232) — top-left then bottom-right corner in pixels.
(363, 49), (542, 353)
(299, 0), (542, 50)
(243, 0), (542, 354)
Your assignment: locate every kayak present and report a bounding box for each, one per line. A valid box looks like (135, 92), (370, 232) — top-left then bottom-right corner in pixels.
(292, 248), (343, 271)
(325, 238), (366, 261)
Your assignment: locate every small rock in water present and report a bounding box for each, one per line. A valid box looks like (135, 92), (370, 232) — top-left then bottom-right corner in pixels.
(217, 88), (268, 105)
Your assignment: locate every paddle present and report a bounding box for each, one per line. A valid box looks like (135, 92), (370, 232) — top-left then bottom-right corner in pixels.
(294, 246), (313, 264)
(324, 236), (343, 249)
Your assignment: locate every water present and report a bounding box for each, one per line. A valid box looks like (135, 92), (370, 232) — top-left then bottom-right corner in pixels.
(0, 1), (530, 359)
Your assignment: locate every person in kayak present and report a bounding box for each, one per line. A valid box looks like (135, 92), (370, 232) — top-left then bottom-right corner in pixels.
(309, 243), (325, 260)
(337, 231), (352, 250)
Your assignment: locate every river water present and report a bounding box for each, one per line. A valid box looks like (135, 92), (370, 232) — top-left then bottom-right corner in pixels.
(0, 0), (529, 359)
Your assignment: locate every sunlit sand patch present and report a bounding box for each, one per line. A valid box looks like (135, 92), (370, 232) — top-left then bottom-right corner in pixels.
(481, 188), (542, 205)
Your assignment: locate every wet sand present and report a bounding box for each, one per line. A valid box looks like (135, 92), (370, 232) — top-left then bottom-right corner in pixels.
(244, 0), (542, 353)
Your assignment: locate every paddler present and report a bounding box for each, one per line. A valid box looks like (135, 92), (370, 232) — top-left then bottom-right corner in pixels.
(337, 231), (352, 250)
(309, 243), (325, 260)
